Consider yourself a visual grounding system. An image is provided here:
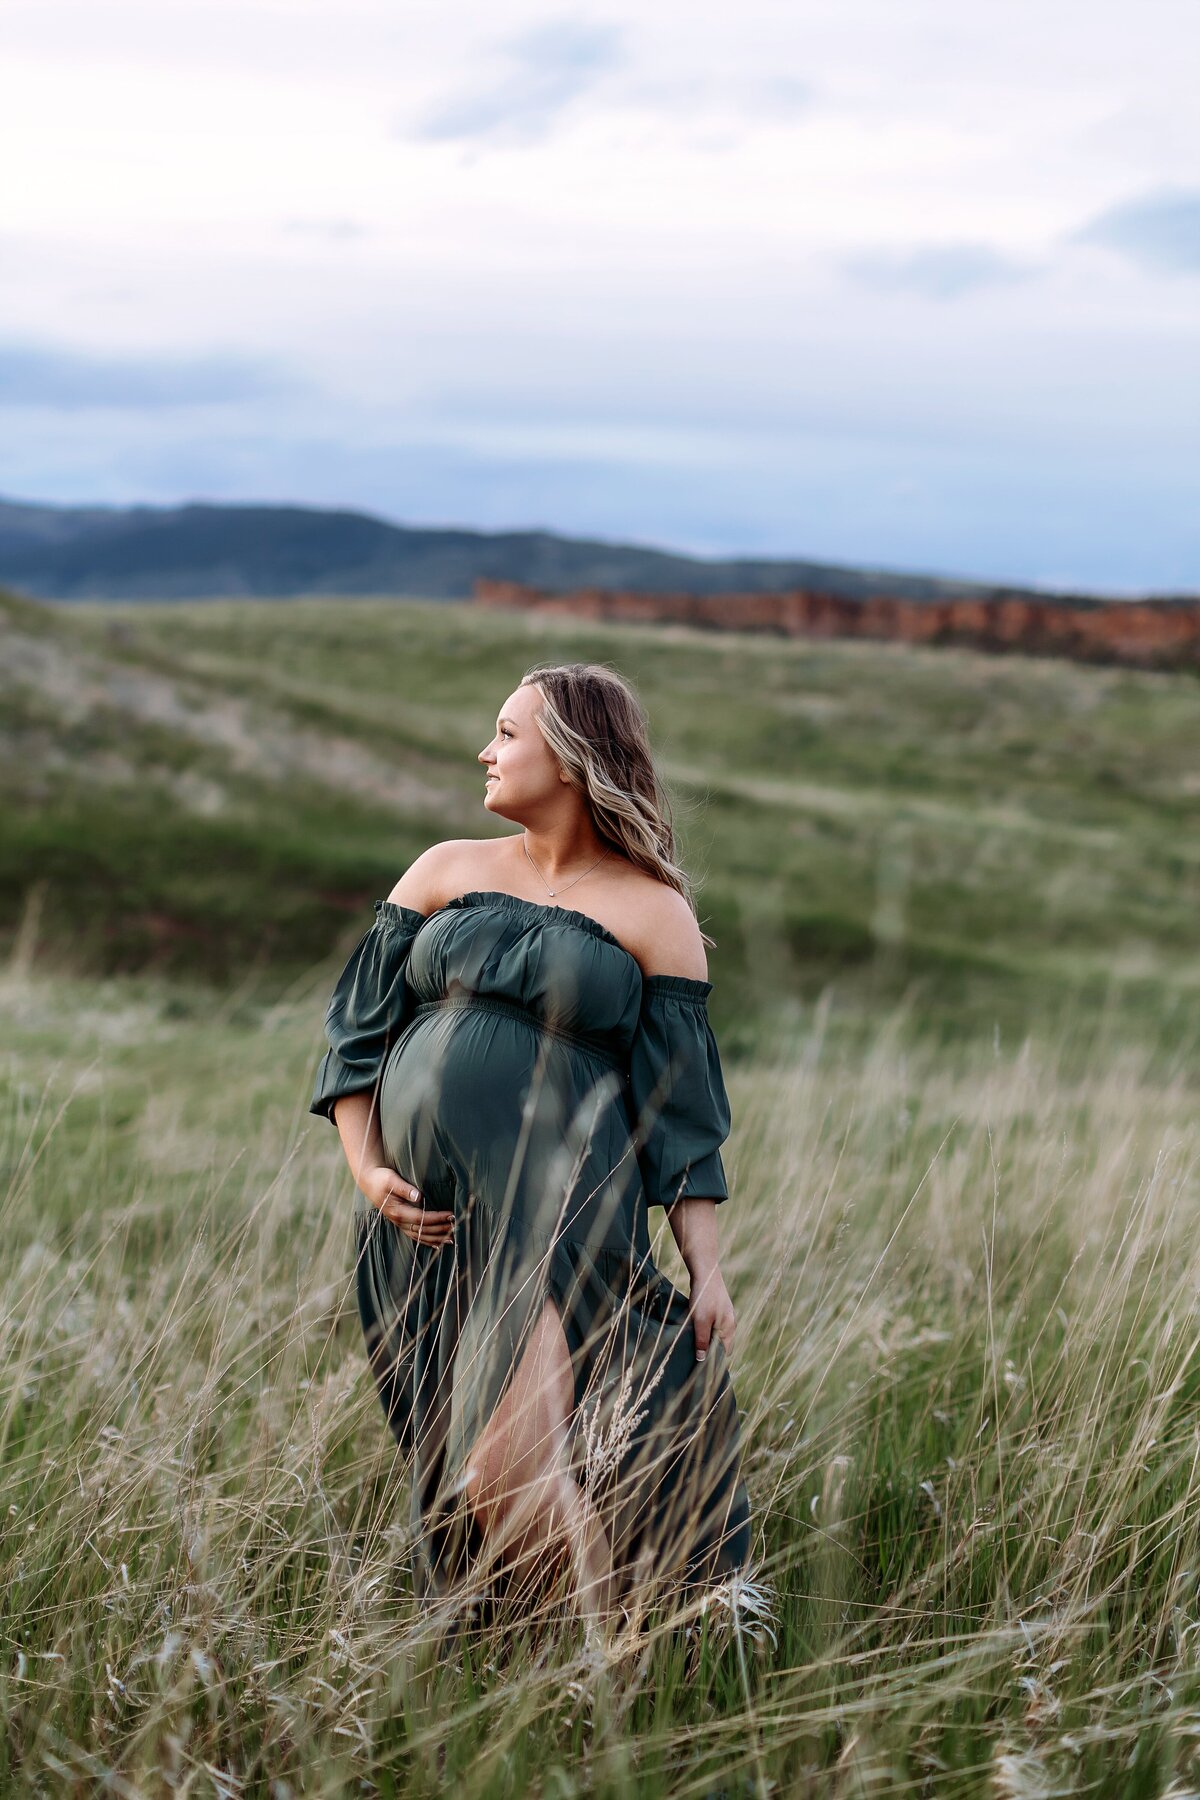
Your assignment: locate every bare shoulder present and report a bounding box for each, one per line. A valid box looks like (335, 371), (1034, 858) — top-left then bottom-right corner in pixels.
(626, 879), (710, 982)
(387, 838), (501, 914)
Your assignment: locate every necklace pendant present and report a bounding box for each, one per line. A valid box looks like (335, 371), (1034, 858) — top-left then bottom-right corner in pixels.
(547, 888), (556, 896)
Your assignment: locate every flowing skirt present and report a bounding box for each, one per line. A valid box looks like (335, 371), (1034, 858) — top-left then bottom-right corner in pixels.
(354, 1001), (752, 1604)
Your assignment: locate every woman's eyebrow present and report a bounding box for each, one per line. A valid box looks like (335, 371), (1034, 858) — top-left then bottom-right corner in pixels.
(497, 717), (516, 728)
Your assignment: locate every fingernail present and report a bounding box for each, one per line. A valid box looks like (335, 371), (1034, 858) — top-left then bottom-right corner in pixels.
(696, 1351), (707, 1362)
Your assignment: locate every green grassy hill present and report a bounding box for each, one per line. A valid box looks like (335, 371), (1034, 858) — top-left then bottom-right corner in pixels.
(1, 583), (1196, 1070)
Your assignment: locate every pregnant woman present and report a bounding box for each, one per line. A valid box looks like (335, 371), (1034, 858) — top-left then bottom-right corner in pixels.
(309, 660), (751, 1639)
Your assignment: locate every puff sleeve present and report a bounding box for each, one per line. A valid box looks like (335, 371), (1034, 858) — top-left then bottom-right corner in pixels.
(309, 899), (427, 1125)
(627, 973), (732, 1209)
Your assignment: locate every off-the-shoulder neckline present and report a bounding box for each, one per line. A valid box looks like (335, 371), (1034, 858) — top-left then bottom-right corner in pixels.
(373, 890), (714, 999)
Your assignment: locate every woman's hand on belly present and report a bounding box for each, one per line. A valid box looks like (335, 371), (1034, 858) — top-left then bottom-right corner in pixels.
(360, 1164), (455, 1249)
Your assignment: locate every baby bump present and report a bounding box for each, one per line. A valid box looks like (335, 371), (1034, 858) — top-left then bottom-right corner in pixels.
(378, 1002), (633, 1239)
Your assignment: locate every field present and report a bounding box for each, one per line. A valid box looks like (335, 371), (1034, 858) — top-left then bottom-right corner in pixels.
(1, 587), (1198, 1796)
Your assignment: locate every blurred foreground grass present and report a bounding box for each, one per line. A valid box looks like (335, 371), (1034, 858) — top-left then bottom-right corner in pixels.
(1, 588), (1198, 1794)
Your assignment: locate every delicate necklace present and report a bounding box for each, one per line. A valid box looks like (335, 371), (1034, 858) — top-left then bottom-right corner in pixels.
(522, 834), (611, 898)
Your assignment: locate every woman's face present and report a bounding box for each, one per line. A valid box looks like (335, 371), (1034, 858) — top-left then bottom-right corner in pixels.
(478, 682), (562, 820)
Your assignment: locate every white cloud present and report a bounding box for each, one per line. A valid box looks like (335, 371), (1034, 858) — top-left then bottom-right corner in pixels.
(407, 18), (627, 146)
(840, 243), (1040, 299)
(0, 341), (297, 408)
(1066, 184), (1200, 276)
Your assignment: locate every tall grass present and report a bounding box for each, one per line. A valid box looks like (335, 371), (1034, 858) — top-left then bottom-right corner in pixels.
(3, 589), (1196, 1791)
(2, 955), (1197, 1796)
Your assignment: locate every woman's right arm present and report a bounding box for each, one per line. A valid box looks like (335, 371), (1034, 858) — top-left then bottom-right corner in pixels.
(319, 838), (473, 1248)
(332, 1083), (454, 1248)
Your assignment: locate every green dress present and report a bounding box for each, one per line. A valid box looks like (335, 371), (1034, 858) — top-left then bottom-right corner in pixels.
(310, 887), (751, 1603)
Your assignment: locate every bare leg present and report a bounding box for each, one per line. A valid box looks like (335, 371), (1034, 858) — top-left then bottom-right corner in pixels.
(463, 1296), (618, 1633)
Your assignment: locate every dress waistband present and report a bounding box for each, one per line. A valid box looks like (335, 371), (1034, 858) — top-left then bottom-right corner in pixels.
(414, 993), (629, 1078)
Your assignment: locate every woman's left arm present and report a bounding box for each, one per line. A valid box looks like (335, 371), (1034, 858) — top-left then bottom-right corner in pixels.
(666, 1195), (736, 1363)
(629, 890), (737, 1362)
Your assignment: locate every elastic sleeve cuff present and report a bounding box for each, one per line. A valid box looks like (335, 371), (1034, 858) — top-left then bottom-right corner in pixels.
(308, 1047), (381, 1125)
(674, 1148), (729, 1203)
(649, 1147), (730, 1208)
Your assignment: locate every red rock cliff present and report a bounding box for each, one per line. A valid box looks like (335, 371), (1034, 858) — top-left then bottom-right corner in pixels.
(472, 579), (1200, 671)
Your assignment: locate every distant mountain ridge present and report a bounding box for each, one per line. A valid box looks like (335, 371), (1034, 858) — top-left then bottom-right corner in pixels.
(1, 495), (1188, 606)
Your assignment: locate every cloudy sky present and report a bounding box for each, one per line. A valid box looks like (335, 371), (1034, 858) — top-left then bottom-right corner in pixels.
(2, 0), (1198, 592)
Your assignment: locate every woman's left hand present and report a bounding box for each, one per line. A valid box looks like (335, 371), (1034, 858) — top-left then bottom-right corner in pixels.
(687, 1262), (736, 1363)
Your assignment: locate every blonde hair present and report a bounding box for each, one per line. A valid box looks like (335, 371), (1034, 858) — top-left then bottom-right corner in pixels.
(518, 661), (715, 948)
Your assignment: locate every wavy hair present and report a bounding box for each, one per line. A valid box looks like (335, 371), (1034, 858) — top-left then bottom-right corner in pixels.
(518, 661), (714, 948)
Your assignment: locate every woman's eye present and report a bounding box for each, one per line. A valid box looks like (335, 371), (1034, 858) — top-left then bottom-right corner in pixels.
(499, 728), (512, 738)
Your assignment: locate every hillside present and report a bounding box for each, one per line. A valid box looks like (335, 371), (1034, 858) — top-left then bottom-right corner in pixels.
(1, 494), (1185, 605)
(1, 584), (1195, 1072)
